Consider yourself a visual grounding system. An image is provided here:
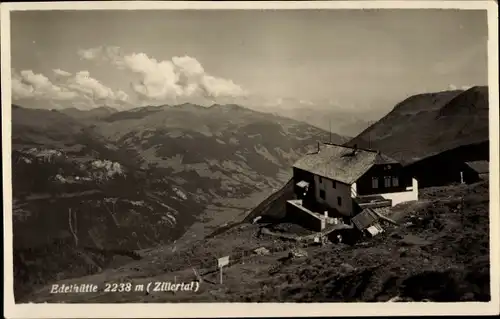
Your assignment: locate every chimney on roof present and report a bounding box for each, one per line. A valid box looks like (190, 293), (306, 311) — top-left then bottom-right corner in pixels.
(342, 143), (358, 157)
(317, 142), (320, 153)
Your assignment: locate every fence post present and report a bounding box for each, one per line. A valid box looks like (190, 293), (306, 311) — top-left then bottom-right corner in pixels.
(220, 266), (223, 285)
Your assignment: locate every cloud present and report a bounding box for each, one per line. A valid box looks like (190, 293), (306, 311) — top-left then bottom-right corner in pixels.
(78, 47), (105, 61)
(13, 46), (246, 109)
(80, 46), (248, 103)
(67, 71), (125, 101)
(299, 99), (314, 106)
(449, 84), (473, 91)
(78, 46), (122, 64)
(65, 71), (130, 108)
(201, 75), (247, 99)
(12, 69), (78, 101)
(53, 69), (72, 77)
(115, 90), (129, 102)
(12, 77), (35, 100)
(11, 68), (129, 109)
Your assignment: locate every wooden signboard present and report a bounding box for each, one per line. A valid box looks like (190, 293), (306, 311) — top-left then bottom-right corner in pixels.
(218, 256), (229, 268)
(217, 256), (230, 284)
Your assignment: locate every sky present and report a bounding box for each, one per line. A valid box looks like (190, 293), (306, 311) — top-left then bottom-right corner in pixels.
(9, 9), (489, 114)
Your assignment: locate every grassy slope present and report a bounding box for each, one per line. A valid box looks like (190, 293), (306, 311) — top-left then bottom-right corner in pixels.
(22, 181), (489, 303)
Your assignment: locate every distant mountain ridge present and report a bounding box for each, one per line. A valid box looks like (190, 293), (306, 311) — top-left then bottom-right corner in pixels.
(347, 86), (489, 165)
(250, 105), (375, 138)
(59, 106), (119, 121)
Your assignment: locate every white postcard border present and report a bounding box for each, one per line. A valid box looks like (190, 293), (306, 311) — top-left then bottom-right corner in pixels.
(2, 1), (499, 318)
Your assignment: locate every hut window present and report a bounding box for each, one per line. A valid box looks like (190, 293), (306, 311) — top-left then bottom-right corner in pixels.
(384, 176), (391, 188)
(332, 180), (337, 189)
(319, 189), (326, 200)
(337, 196), (342, 207)
(319, 176), (323, 184)
(392, 176), (399, 187)
(372, 177), (379, 188)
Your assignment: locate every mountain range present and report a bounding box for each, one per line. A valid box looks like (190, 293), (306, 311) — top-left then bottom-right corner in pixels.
(11, 102), (345, 300)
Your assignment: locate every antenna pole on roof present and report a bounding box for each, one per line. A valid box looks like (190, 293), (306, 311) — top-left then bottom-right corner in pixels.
(329, 118), (332, 143)
(368, 121), (372, 149)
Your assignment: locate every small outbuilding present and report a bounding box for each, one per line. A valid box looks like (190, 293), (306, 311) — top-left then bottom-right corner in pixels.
(254, 247), (270, 255)
(462, 160), (489, 183)
(351, 208), (385, 237)
(351, 209), (379, 231)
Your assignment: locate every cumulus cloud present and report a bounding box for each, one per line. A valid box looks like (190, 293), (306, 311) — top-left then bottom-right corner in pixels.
(79, 46), (248, 103)
(53, 69), (72, 77)
(299, 99), (314, 106)
(115, 90), (129, 102)
(11, 77), (34, 99)
(65, 71), (130, 108)
(11, 68), (129, 109)
(449, 84), (473, 91)
(13, 46), (246, 108)
(67, 71), (125, 102)
(201, 75), (246, 99)
(78, 46), (122, 64)
(12, 69), (78, 101)
(78, 47), (99, 60)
